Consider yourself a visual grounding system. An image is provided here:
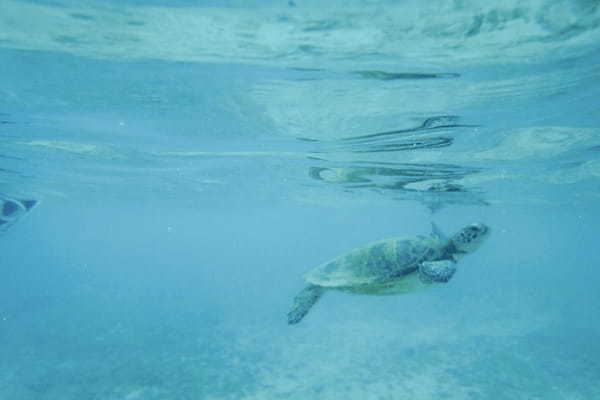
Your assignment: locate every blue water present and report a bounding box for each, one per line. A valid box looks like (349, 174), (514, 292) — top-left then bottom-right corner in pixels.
(2, 0), (600, 398)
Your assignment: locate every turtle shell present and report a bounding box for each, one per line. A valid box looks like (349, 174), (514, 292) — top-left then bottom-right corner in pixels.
(304, 236), (443, 288)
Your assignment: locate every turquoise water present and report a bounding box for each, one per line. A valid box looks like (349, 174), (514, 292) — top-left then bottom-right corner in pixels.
(1, 0), (600, 398)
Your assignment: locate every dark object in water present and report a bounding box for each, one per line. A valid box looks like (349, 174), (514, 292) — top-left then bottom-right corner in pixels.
(355, 71), (460, 80)
(0, 197), (38, 233)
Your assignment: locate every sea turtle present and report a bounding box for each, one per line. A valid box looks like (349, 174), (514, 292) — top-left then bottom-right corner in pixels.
(287, 222), (490, 324)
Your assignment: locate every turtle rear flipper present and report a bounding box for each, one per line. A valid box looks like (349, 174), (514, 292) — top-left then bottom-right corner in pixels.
(287, 284), (325, 325)
(419, 260), (457, 284)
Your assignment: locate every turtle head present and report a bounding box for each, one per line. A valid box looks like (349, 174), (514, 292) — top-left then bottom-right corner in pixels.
(450, 222), (490, 259)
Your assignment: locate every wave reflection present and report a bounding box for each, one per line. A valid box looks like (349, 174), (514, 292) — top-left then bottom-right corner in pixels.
(303, 116), (488, 211)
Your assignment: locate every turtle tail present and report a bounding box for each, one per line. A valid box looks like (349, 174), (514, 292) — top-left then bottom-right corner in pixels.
(287, 284), (325, 325)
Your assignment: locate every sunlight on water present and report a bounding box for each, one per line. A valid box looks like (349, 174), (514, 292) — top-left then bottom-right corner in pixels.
(1, 0), (600, 68)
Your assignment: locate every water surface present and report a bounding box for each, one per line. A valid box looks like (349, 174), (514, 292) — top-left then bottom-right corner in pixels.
(1, 0), (600, 398)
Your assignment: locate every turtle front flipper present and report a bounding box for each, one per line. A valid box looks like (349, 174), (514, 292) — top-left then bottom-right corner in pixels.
(419, 260), (457, 284)
(287, 284), (325, 325)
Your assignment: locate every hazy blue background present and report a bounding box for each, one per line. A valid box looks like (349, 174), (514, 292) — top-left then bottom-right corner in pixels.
(1, 0), (600, 399)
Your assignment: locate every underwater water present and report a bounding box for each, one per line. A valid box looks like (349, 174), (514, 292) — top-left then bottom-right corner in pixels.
(2, 0), (600, 398)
